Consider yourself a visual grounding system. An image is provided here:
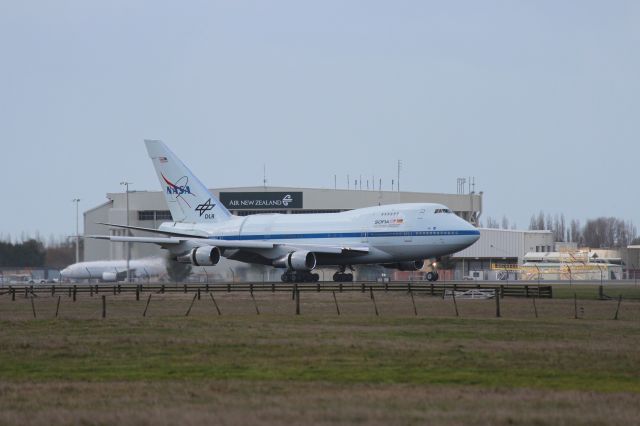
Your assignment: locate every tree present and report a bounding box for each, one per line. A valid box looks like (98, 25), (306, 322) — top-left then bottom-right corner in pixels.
(536, 211), (545, 230)
(485, 216), (500, 229)
(165, 253), (192, 282)
(501, 216), (509, 230)
(0, 239), (46, 267)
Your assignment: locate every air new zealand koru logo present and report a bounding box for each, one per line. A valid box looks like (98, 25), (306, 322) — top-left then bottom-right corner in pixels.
(195, 198), (215, 218)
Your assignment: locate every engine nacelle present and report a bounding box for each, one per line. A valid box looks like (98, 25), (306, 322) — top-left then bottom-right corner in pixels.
(101, 271), (118, 282)
(273, 251), (317, 271)
(382, 260), (425, 271)
(177, 246), (221, 266)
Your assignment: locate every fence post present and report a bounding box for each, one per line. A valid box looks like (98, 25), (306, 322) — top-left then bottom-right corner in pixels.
(252, 292), (260, 315)
(52, 286), (55, 296)
(184, 284), (187, 294)
(185, 294), (197, 316)
(369, 287), (379, 316)
(410, 291), (417, 316)
(495, 289), (500, 318)
(11, 286), (15, 301)
(102, 295), (106, 318)
(55, 295), (61, 318)
(209, 293), (221, 315)
(295, 289), (300, 315)
(30, 296), (37, 319)
(90, 286), (94, 297)
(613, 295), (622, 320)
(143, 294), (152, 317)
(532, 297), (538, 318)
(197, 288), (201, 300)
(73, 285), (77, 302)
(112, 285), (116, 295)
(161, 284), (165, 294)
(332, 291), (340, 315)
(136, 285), (140, 301)
(452, 290), (459, 317)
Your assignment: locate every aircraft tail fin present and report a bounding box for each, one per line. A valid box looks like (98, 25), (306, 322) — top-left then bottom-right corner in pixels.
(144, 140), (232, 223)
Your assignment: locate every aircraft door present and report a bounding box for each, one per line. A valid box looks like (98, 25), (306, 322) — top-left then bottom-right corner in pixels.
(361, 227), (368, 243)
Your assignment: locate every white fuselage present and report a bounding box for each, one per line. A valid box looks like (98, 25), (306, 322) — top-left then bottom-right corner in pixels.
(159, 203), (480, 266)
(60, 258), (167, 281)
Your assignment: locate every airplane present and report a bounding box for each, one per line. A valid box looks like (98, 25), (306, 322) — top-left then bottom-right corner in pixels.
(89, 140), (480, 282)
(60, 257), (166, 282)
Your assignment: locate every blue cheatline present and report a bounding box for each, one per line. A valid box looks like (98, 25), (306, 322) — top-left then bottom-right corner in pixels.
(208, 229), (480, 241)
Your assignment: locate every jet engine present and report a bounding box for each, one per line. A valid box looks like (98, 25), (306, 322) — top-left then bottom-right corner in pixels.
(382, 260), (425, 271)
(177, 246), (221, 266)
(273, 251), (317, 271)
(101, 272), (118, 282)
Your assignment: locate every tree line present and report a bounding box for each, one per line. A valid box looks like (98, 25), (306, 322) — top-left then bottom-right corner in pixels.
(483, 212), (638, 249)
(0, 238), (80, 269)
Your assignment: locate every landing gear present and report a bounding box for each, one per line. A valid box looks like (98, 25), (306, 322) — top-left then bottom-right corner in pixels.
(281, 270), (319, 283)
(333, 265), (354, 282)
(426, 271), (439, 282)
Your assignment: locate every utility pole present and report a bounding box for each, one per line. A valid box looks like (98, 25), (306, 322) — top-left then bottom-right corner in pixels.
(72, 198), (81, 263)
(397, 160), (401, 192)
(120, 181), (132, 283)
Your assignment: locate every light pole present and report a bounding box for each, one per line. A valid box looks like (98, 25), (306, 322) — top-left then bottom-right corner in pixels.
(72, 198), (81, 263)
(120, 181), (132, 283)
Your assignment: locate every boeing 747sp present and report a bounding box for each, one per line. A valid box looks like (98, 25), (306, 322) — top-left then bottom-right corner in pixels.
(89, 140), (480, 282)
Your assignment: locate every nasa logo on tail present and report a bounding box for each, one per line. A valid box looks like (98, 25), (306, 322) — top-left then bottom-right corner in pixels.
(162, 174), (195, 207)
(196, 198), (216, 219)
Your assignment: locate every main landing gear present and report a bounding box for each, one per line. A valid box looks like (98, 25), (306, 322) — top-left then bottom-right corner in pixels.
(333, 266), (354, 282)
(281, 270), (319, 283)
(425, 271), (439, 282)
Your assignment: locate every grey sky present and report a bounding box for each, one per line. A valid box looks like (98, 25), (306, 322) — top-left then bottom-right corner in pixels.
(1, 0), (638, 240)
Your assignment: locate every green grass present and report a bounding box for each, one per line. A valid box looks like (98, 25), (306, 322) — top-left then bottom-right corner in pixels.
(1, 314), (639, 393)
(1, 293), (640, 424)
(551, 284), (640, 300)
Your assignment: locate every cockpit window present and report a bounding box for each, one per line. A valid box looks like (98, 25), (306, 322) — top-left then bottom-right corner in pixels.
(434, 208), (452, 214)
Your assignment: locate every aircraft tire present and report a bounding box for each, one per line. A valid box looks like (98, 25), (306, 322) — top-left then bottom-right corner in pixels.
(426, 272), (435, 282)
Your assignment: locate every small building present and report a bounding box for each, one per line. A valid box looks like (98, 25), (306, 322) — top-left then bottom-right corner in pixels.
(449, 228), (554, 280)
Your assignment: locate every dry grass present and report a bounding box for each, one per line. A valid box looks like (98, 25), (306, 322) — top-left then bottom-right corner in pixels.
(1, 290), (639, 425)
(1, 381), (639, 426)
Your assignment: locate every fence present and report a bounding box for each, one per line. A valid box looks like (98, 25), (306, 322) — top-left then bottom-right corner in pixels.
(0, 282), (553, 299)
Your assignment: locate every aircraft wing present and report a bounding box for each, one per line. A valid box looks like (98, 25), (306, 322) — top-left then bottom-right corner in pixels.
(87, 235), (369, 255)
(87, 235), (276, 249)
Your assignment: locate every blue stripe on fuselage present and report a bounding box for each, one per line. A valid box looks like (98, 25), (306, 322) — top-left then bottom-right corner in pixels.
(207, 229), (480, 241)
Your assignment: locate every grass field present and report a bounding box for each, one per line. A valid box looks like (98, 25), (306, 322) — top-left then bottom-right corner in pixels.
(1, 289), (639, 425)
